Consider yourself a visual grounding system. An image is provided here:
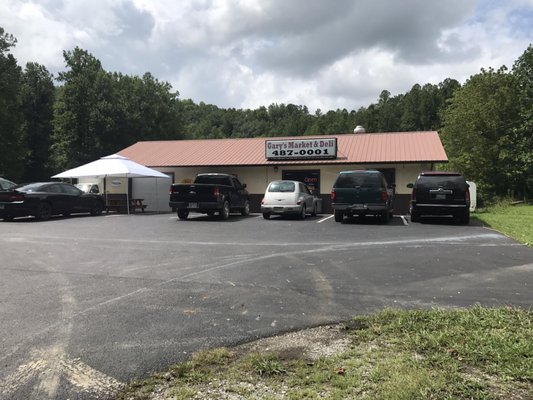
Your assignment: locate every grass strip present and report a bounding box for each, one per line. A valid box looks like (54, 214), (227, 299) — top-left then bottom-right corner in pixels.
(473, 203), (533, 246)
(115, 306), (532, 400)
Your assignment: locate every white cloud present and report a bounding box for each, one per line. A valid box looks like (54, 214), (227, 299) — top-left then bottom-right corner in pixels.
(2, 0), (531, 111)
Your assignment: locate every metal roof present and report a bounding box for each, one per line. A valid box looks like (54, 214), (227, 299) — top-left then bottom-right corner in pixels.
(118, 131), (447, 167)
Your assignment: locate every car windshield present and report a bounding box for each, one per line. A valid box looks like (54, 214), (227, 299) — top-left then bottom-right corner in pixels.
(268, 182), (295, 192)
(0, 178), (16, 190)
(76, 183), (99, 193)
(14, 183), (45, 192)
(335, 173), (381, 188)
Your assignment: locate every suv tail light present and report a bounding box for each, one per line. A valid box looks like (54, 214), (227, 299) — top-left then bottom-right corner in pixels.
(169, 185), (173, 194)
(465, 188), (470, 202)
(261, 198), (265, 205)
(411, 188), (417, 201)
(381, 190), (388, 201)
(213, 187), (220, 198)
(331, 189), (336, 201)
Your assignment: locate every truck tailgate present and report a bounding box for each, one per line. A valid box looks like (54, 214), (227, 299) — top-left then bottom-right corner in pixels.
(171, 184), (217, 203)
(334, 187), (382, 203)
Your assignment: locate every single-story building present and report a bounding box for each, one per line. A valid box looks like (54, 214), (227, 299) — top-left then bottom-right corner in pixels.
(118, 130), (448, 214)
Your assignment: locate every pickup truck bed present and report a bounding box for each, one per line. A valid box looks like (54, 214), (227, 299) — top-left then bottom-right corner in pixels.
(169, 173), (250, 220)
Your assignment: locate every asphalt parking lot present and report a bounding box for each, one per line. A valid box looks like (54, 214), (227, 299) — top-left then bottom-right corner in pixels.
(1, 212), (532, 399)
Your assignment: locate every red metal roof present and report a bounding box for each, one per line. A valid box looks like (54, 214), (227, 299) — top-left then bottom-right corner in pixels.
(118, 131), (447, 167)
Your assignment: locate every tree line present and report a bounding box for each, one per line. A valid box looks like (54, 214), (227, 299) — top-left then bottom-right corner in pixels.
(0, 27), (531, 199)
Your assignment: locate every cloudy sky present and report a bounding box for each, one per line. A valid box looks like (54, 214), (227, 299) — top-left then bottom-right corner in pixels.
(2, 0), (532, 111)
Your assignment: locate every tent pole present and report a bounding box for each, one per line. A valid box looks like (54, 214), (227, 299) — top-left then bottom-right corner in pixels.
(127, 177), (130, 214)
(155, 178), (158, 213)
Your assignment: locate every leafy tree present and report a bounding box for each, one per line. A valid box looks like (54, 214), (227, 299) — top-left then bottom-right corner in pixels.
(511, 45), (533, 197)
(110, 72), (183, 149)
(348, 80), (459, 133)
(372, 90), (402, 132)
(132, 72), (182, 141)
(20, 62), (55, 181)
(441, 67), (520, 198)
(51, 47), (114, 170)
(400, 84), (422, 131)
(0, 27), (24, 180)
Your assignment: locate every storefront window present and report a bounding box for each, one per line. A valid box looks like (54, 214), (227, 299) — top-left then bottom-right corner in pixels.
(282, 170), (320, 195)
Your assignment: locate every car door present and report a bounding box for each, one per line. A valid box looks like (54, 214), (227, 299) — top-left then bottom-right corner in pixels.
(231, 177), (247, 208)
(299, 182), (313, 211)
(45, 184), (71, 214)
(61, 184), (87, 212)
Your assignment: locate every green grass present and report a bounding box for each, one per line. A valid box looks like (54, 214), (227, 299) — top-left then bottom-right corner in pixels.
(473, 203), (533, 246)
(115, 306), (533, 400)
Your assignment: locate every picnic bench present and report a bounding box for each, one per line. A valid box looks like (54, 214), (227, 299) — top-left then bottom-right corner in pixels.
(130, 198), (147, 212)
(105, 194), (147, 213)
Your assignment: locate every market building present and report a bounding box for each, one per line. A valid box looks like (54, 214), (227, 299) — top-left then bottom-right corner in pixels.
(117, 130), (448, 215)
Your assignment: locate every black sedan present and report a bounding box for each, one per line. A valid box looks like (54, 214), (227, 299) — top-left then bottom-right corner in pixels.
(0, 182), (105, 221)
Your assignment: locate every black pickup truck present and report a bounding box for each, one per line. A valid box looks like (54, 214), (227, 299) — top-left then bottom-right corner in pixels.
(169, 173), (250, 220)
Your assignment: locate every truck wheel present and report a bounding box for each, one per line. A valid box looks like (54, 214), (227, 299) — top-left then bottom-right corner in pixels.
(220, 201), (230, 220)
(241, 200), (250, 216)
(334, 210), (343, 222)
(380, 210), (390, 223)
(262, 212), (270, 220)
(410, 209), (420, 222)
(177, 209), (189, 220)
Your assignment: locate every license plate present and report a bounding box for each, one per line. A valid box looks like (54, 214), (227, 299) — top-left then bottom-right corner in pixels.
(435, 194), (446, 200)
(352, 204), (365, 210)
(188, 202), (198, 208)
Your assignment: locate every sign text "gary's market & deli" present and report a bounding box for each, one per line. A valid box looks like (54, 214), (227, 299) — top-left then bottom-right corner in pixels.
(265, 138), (337, 160)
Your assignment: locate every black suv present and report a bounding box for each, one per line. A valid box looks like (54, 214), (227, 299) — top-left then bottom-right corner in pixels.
(331, 170), (394, 223)
(407, 172), (470, 224)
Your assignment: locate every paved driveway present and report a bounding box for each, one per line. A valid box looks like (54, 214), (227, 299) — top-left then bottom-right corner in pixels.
(1, 212), (532, 399)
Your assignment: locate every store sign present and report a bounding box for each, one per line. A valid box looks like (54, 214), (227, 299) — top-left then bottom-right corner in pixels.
(265, 138), (337, 160)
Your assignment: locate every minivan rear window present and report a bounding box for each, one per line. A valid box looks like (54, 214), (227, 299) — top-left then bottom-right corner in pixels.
(335, 173), (381, 188)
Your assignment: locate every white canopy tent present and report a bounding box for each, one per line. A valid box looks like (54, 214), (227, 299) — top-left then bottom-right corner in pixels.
(52, 154), (169, 214)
